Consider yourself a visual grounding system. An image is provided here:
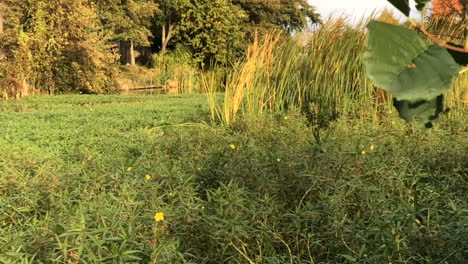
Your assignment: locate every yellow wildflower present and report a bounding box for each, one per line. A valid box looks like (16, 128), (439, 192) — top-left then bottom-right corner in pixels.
(370, 145), (375, 151)
(391, 121), (396, 125)
(230, 144), (236, 150)
(361, 150), (366, 155)
(284, 116), (289, 120)
(127, 167), (133, 172)
(277, 158), (281, 162)
(154, 212), (164, 222)
(145, 174), (152, 180)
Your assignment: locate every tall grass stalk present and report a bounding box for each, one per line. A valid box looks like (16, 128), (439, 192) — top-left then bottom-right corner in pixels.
(207, 19), (377, 125)
(206, 17), (468, 125)
(151, 54), (202, 94)
(449, 73), (468, 108)
(202, 71), (222, 122)
(225, 34), (279, 124)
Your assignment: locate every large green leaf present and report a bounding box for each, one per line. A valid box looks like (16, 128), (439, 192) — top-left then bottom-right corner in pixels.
(387, 0), (410, 16)
(363, 21), (461, 102)
(393, 95), (444, 129)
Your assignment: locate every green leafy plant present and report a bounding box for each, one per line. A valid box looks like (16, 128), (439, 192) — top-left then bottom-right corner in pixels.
(363, 0), (468, 128)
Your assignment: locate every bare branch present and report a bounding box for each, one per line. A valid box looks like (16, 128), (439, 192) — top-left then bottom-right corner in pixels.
(415, 25), (468, 53)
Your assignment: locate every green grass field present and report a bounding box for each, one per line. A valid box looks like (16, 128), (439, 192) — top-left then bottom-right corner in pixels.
(0, 94), (467, 263)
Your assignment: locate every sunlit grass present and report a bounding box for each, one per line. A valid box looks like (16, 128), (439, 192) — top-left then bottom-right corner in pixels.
(0, 94), (466, 263)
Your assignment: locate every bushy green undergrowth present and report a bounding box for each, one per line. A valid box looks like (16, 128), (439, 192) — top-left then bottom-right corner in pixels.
(0, 95), (467, 263)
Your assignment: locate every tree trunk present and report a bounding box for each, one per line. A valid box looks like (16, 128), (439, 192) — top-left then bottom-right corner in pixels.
(130, 40), (135, 65)
(118, 40), (136, 65)
(119, 41), (131, 65)
(161, 24), (174, 55)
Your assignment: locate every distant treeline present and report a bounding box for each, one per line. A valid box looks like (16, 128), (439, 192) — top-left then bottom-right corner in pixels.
(0, 0), (320, 94)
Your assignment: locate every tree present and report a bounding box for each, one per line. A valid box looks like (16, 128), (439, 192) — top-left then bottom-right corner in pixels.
(175, 0), (247, 66)
(152, 0), (187, 55)
(232, 0), (321, 34)
(94, 0), (158, 65)
(0, 0), (115, 94)
(150, 0), (322, 65)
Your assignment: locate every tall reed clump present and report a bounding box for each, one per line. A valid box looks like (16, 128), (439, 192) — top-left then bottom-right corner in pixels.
(425, 17), (468, 109)
(221, 34), (279, 124)
(450, 74), (468, 108)
(282, 19), (377, 123)
(152, 51), (202, 94)
(206, 19), (379, 125)
(202, 68), (228, 122)
(206, 17), (468, 125)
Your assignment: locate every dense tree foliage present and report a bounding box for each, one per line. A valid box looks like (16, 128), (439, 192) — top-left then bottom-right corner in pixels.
(174, 0), (247, 65)
(0, 0), (321, 93)
(0, 0), (115, 94)
(232, 0), (321, 33)
(152, 0), (186, 55)
(93, 0), (158, 65)
(151, 0), (320, 64)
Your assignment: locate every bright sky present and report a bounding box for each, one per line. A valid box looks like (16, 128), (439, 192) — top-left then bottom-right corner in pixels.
(310, 0), (418, 24)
